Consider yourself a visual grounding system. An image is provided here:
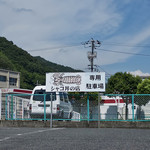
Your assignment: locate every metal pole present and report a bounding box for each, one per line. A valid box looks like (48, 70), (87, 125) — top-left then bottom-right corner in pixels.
(132, 94), (134, 121)
(7, 95), (9, 120)
(11, 94), (13, 120)
(15, 97), (17, 120)
(50, 93), (53, 128)
(44, 94), (46, 121)
(98, 93), (101, 128)
(22, 98), (24, 120)
(82, 38), (101, 72)
(0, 89), (1, 120)
(87, 95), (89, 124)
(125, 98), (128, 120)
(5, 94), (7, 120)
(91, 39), (95, 72)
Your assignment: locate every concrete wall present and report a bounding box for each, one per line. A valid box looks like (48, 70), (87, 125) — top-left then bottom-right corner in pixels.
(1, 120), (150, 129)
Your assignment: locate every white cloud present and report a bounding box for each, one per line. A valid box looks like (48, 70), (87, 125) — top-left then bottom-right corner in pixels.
(0, 0), (150, 73)
(96, 25), (150, 66)
(129, 70), (150, 77)
(0, 0), (122, 49)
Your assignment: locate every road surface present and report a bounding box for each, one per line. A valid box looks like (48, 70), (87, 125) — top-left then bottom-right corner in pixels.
(0, 127), (150, 150)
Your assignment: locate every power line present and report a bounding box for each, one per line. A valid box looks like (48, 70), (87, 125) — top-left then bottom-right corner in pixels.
(28, 44), (81, 52)
(28, 45), (150, 57)
(27, 41), (150, 53)
(96, 65), (111, 76)
(102, 42), (150, 48)
(97, 48), (150, 56)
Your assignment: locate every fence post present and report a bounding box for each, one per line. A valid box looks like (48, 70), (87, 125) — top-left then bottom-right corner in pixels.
(14, 97), (16, 120)
(7, 96), (10, 120)
(44, 94), (46, 121)
(11, 94), (13, 120)
(50, 93), (53, 128)
(0, 89), (1, 120)
(87, 94), (90, 123)
(98, 93), (101, 128)
(132, 94), (134, 121)
(5, 95), (8, 120)
(22, 99), (24, 120)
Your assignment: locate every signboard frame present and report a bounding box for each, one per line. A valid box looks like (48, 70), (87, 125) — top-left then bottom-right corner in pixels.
(46, 72), (105, 92)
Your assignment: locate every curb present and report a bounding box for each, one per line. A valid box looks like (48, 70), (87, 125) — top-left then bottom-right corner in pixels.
(1, 120), (150, 128)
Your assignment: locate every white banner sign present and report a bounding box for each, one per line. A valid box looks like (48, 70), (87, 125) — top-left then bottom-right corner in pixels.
(46, 72), (105, 92)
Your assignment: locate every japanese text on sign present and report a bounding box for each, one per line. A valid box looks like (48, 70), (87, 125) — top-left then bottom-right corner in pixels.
(46, 72), (105, 92)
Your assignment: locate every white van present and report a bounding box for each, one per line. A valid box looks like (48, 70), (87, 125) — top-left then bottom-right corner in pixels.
(29, 86), (73, 120)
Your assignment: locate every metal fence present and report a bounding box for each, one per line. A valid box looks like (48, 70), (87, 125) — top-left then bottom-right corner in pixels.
(5, 94), (31, 120)
(101, 94), (150, 121)
(3, 93), (150, 122)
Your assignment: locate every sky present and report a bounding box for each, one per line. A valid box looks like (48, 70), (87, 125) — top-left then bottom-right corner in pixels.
(1, 0), (150, 78)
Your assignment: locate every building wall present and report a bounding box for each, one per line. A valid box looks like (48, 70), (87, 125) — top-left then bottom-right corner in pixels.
(0, 69), (20, 120)
(0, 69), (20, 88)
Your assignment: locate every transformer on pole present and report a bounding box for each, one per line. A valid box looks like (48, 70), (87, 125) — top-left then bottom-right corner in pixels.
(82, 38), (101, 72)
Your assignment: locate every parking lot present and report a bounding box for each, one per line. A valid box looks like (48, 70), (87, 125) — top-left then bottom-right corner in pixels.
(0, 127), (150, 150)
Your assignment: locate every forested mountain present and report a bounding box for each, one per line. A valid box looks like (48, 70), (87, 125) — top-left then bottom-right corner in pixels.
(0, 37), (82, 89)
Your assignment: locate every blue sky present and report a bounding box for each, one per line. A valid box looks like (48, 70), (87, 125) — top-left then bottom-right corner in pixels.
(0, 0), (150, 77)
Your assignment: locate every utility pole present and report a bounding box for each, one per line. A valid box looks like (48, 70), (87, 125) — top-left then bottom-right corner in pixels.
(82, 38), (101, 72)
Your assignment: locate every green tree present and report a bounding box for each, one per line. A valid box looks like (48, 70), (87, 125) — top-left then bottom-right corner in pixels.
(137, 78), (150, 94)
(135, 78), (150, 119)
(106, 72), (142, 120)
(0, 51), (16, 70)
(106, 72), (142, 94)
(0, 36), (82, 89)
(135, 78), (150, 106)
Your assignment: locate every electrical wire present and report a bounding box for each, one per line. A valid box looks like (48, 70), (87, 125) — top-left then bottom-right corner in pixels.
(27, 41), (150, 52)
(27, 41), (150, 57)
(96, 65), (112, 76)
(96, 48), (150, 56)
(102, 42), (150, 48)
(28, 44), (81, 52)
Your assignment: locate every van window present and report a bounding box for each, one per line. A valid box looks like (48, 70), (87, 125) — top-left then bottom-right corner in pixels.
(64, 93), (68, 103)
(33, 90), (56, 101)
(59, 92), (68, 102)
(59, 92), (64, 101)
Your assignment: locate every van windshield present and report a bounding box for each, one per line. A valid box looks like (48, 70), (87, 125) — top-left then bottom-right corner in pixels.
(59, 92), (69, 102)
(33, 90), (56, 101)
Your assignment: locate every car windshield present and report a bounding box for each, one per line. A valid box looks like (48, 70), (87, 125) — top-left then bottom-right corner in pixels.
(33, 89), (56, 101)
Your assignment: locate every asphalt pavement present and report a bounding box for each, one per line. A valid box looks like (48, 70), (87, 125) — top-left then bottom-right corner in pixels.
(0, 127), (150, 150)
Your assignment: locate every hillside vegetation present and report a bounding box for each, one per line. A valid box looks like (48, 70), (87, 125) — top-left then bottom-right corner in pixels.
(0, 37), (81, 89)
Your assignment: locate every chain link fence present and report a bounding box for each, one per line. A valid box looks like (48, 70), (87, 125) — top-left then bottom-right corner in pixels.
(3, 93), (150, 121)
(103, 94), (150, 121)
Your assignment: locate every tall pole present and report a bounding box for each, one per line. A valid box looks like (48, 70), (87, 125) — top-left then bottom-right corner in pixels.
(82, 38), (101, 72)
(50, 93), (53, 128)
(91, 39), (94, 72)
(98, 93), (101, 128)
(0, 90), (1, 120)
